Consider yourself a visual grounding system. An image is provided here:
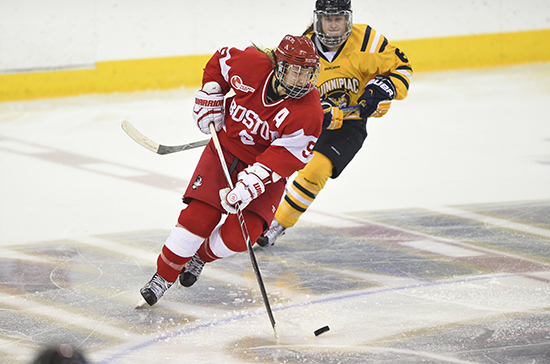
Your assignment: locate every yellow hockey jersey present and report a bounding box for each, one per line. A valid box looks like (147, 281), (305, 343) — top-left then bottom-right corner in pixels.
(307, 24), (413, 120)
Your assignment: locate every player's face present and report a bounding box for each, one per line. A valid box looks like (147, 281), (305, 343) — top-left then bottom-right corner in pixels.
(276, 61), (319, 98)
(320, 14), (346, 36)
(283, 65), (314, 88)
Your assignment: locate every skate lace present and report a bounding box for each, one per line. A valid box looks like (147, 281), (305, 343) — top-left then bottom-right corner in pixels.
(185, 254), (205, 277)
(148, 273), (172, 297)
(265, 220), (286, 241)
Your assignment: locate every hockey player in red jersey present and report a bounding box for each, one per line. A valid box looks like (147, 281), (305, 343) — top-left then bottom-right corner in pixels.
(139, 34), (323, 306)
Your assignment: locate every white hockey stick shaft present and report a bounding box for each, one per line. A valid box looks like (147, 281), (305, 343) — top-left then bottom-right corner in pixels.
(208, 122), (278, 338)
(122, 104), (363, 156)
(121, 120), (209, 155)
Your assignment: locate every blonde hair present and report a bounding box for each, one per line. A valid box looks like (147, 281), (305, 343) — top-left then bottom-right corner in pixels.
(251, 43), (276, 65)
(303, 23), (314, 36)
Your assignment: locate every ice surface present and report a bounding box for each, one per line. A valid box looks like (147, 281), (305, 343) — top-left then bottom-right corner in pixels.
(1, 63), (549, 363)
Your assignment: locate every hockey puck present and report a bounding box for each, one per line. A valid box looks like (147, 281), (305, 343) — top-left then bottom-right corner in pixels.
(314, 325), (330, 336)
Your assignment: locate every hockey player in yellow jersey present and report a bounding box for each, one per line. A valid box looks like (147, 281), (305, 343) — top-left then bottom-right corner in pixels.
(256, 0), (413, 247)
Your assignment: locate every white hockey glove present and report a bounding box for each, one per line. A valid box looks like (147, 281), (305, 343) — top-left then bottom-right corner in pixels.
(358, 75), (396, 119)
(193, 82), (225, 135)
(219, 163), (280, 214)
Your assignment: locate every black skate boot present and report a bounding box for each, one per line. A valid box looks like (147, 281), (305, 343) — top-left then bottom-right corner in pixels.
(178, 253), (205, 287)
(140, 273), (173, 306)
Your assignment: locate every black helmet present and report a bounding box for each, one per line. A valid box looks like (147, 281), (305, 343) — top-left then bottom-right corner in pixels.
(315, 0), (351, 12)
(313, 0), (353, 47)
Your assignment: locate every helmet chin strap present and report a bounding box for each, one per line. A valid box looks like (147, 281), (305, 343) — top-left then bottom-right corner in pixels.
(271, 53), (281, 89)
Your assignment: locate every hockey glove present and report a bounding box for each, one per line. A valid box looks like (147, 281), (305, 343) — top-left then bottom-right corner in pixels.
(357, 75), (396, 119)
(321, 99), (344, 130)
(193, 82), (225, 135)
(219, 163), (279, 214)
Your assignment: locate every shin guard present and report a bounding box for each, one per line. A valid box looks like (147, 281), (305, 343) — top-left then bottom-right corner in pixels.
(275, 151), (333, 228)
(157, 225), (205, 282)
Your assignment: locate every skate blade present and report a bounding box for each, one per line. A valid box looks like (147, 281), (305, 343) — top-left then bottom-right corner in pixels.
(135, 297), (148, 308)
(273, 322), (279, 340)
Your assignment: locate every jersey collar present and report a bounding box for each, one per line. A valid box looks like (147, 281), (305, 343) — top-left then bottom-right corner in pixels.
(312, 33), (346, 63)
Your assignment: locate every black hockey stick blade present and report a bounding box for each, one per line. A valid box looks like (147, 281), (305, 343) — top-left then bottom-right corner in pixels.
(339, 101), (367, 115)
(121, 120), (209, 155)
(340, 103), (362, 114)
(323, 103), (365, 119)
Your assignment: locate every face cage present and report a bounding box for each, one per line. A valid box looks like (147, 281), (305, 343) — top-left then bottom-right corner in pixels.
(313, 10), (353, 47)
(276, 61), (320, 99)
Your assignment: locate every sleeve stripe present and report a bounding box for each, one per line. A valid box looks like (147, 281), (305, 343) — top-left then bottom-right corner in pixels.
(378, 37), (388, 53)
(389, 72), (410, 90)
(396, 67), (413, 82)
(218, 47), (232, 83)
(369, 32), (381, 53)
(397, 65), (413, 72)
(360, 26), (372, 52)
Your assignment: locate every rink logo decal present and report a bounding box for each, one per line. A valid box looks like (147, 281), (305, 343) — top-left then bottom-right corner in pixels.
(231, 75), (255, 93)
(192, 175), (203, 190)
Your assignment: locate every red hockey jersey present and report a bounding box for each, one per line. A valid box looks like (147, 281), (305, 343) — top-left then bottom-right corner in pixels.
(201, 46), (323, 179)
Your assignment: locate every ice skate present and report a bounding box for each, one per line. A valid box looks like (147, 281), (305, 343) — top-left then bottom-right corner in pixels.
(256, 219), (286, 247)
(139, 273), (173, 306)
(178, 253), (205, 287)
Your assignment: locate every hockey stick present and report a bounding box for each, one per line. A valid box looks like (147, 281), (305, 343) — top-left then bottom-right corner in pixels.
(339, 103), (363, 114)
(208, 122), (278, 339)
(122, 103), (363, 156)
(121, 120), (209, 155)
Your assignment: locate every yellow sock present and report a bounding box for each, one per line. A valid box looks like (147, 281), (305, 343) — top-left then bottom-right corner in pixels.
(275, 152), (333, 228)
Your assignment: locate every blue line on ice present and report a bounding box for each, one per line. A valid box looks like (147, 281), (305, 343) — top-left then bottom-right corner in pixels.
(96, 272), (516, 363)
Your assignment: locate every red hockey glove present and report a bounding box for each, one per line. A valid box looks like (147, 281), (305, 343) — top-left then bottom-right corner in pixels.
(321, 99), (344, 130)
(357, 75), (396, 119)
(193, 83), (224, 135)
(219, 163), (279, 214)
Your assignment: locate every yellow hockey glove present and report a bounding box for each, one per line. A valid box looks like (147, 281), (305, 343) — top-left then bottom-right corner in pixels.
(321, 99), (344, 130)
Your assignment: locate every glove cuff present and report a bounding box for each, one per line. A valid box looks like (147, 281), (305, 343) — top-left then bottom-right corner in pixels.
(201, 81), (222, 94)
(366, 75), (396, 100)
(244, 163), (281, 184)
